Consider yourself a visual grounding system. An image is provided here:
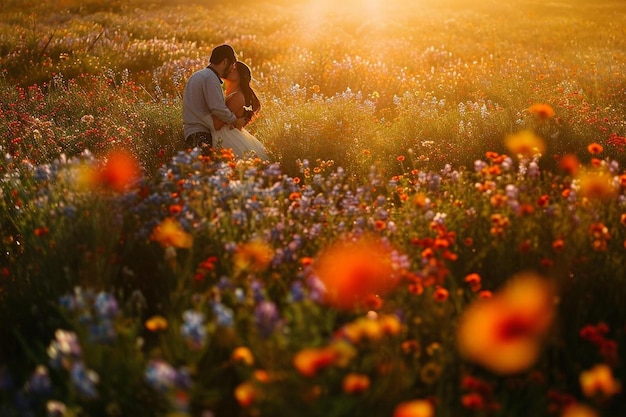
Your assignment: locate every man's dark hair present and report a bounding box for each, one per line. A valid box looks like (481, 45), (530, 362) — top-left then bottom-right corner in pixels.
(210, 44), (237, 66)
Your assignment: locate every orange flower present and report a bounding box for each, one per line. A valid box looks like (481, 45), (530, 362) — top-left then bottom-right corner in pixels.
(234, 381), (257, 407)
(97, 148), (140, 192)
(579, 364), (621, 398)
(527, 103), (555, 119)
(457, 272), (555, 375)
(168, 204), (182, 215)
(559, 154), (580, 175)
(314, 236), (401, 310)
(621, 213), (626, 227)
(293, 347), (336, 377)
(393, 399), (434, 417)
(145, 315), (168, 332)
(552, 239), (565, 252)
(537, 194), (550, 207)
(561, 403), (599, 417)
(34, 226), (50, 237)
(505, 130), (546, 158)
(342, 373), (371, 394)
(234, 240), (273, 273)
(587, 142), (603, 155)
(232, 347), (255, 366)
(379, 314), (402, 335)
(464, 273), (481, 292)
(433, 286), (449, 303)
(150, 218), (193, 249)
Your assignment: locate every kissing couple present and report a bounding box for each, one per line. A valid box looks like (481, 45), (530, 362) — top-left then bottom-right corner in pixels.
(182, 44), (268, 160)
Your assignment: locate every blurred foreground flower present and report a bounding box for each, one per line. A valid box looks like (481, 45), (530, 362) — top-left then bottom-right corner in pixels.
(293, 347), (336, 377)
(561, 403), (599, 417)
(97, 148), (140, 191)
(313, 236), (401, 310)
(393, 399), (434, 417)
(457, 272), (556, 374)
(234, 239), (274, 273)
(505, 130), (546, 158)
(576, 169), (616, 201)
(151, 218), (193, 249)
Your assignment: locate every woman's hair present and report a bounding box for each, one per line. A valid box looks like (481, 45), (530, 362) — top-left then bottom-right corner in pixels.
(235, 61), (261, 122)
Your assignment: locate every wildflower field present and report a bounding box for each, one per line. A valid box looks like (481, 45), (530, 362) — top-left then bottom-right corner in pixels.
(1, 0), (626, 416)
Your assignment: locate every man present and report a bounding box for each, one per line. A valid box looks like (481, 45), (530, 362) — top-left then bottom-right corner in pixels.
(182, 44), (247, 150)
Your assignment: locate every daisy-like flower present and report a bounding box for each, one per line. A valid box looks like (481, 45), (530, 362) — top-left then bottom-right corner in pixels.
(457, 272), (555, 375)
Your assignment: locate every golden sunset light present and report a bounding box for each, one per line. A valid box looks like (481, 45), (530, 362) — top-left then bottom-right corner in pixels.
(2, 0), (626, 416)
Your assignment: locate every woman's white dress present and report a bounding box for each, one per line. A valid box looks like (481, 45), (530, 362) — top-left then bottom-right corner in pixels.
(213, 126), (268, 160)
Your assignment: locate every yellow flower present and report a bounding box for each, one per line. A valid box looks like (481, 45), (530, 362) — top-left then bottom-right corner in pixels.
(579, 364), (621, 398)
(342, 373), (370, 394)
(505, 130), (546, 158)
(561, 403), (599, 417)
(234, 240), (274, 273)
(234, 381), (257, 407)
(393, 399), (434, 417)
(145, 315), (168, 332)
(150, 218), (193, 249)
(231, 346), (255, 366)
(577, 169), (616, 201)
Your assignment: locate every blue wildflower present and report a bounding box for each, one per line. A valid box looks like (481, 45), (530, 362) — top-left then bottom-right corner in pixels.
(70, 362), (98, 399)
(94, 291), (119, 319)
(180, 310), (207, 349)
(24, 365), (52, 396)
(144, 360), (176, 393)
(212, 302), (234, 327)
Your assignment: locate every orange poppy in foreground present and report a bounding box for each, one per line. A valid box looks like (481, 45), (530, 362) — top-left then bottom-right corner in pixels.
(393, 399), (434, 417)
(457, 272), (556, 375)
(313, 236), (401, 310)
(97, 148), (141, 191)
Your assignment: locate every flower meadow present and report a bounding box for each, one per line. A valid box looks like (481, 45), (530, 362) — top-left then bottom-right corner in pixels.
(1, 0), (626, 416)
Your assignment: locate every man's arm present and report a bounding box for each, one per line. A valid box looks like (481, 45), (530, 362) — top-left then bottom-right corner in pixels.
(205, 81), (237, 124)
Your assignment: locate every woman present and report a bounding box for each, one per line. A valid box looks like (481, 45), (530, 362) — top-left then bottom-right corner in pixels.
(212, 61), (268, 160)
